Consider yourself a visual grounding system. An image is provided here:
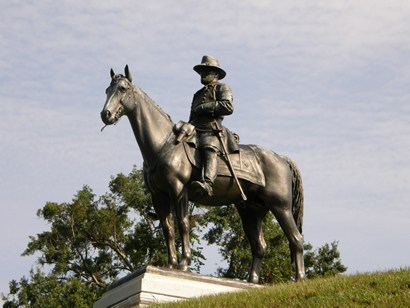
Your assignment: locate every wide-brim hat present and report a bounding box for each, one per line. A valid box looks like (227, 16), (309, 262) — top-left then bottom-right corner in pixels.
(193, 55), (226, 79)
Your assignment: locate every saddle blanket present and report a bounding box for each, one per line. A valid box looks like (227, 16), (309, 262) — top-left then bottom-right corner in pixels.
(183, 143), (266, 187)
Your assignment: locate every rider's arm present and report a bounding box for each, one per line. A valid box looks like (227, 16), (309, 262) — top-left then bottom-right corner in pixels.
(193, 83), (233, 117)
(214, 83), (233, 116)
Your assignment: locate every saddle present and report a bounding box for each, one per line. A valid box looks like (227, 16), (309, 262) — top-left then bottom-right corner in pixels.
(174, 121), (265, 187)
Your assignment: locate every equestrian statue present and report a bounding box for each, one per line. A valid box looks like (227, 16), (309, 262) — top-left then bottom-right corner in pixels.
(100, 56), (305, 283)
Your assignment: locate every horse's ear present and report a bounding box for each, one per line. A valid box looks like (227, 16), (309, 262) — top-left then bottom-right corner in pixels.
(110, 68), (115, 79)
(125, 65), (132, 83)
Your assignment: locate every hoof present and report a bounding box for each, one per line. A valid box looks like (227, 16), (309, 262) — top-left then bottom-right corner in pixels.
(167, 260), (178, 269)
(177, 263), (190, 271)
(296, 273), (306, 281)
(247, 275), (259, 284)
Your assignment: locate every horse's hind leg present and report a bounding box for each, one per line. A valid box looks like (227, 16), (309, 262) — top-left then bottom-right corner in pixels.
(152, 193), (178, 269)
(272, 207), (306, 280)
(236, 204), (269, 284)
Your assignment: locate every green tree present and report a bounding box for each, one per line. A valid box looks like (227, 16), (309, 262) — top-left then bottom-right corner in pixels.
(203, 205), (347, 284)
(304, 241), (348, 278)
(3, 269), (99, 308)
(2, 167), (204, 307)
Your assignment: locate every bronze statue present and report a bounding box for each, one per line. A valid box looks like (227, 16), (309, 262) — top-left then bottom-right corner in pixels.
(101, 63), (306, 283)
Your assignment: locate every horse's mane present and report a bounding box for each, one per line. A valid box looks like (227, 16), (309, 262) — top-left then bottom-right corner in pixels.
(132, 84), (173, 124)
(112, 73), (173, 124)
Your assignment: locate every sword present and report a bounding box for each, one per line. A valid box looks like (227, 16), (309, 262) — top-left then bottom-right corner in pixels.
(211, 122), (247, 201)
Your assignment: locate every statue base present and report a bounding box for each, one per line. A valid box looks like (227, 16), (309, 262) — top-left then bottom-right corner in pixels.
(93, 265), (260, 307)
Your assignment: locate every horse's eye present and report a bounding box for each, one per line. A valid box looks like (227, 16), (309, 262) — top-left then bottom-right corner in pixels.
(118, 86), (127, 93)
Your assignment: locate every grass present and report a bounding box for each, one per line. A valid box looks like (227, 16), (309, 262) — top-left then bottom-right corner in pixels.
(155, 268), (410, 307)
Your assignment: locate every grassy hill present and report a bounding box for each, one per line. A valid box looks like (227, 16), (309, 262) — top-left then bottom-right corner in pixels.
(156, 268), (410, 307)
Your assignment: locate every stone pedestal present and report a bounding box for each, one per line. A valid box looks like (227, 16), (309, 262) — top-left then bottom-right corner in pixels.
(93, 266), (260, 307)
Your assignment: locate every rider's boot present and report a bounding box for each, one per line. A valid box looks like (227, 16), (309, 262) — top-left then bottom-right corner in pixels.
(192, 149), (218, 197)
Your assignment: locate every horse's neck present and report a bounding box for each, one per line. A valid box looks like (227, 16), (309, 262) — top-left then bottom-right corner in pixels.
(128, 86), (174, 166)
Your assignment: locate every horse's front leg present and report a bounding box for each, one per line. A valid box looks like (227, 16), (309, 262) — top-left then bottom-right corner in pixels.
(173, 191), (192, 271)
(152, 193), (178, 269)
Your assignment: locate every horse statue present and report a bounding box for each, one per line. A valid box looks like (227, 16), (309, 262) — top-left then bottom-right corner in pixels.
(100, 65), (306, 283)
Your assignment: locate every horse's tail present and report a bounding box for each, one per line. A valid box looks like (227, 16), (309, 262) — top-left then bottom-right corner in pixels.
(283, 156), (304, 235)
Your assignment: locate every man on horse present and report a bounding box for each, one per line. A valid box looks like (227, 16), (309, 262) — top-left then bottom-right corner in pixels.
(189, 55), (237, 197)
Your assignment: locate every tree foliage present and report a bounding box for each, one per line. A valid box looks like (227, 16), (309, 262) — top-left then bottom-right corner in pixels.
(3, 269), (99, 308)
(20, 170), (165, 287)
(2, 167), (204, 307)
(304, 241), (348, 278)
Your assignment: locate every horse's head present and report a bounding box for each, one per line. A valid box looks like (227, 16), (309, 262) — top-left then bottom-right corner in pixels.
(101, 65), (136, 125)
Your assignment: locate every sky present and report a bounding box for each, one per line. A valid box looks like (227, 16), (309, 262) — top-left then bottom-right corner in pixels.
(1, 0), (410, 300)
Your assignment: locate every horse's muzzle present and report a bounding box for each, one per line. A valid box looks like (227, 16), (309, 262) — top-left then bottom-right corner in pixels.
(101, 109), (113, 125)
